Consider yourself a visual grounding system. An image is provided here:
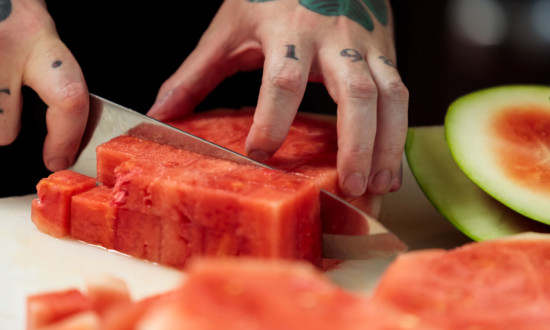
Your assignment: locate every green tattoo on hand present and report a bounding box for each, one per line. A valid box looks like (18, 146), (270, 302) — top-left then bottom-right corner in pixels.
(0, 0), (12, 22)
(299, 0), (387, 31)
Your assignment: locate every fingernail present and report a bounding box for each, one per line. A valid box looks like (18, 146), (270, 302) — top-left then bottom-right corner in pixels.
(343, 173), (366, 197)
(371, 169), (392, 194)
(390, 165), (403, 192)
(47, 157), (69, 172)
(248, 150), (270, 162)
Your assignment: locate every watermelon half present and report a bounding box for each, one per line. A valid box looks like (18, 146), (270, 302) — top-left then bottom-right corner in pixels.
(405, 125), (550, 241)
(445, 85), (550, 224)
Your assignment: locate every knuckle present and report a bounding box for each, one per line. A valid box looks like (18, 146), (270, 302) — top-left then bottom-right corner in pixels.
(343, 77), (378, 101)
(268, 67), (306, 95)
(380, 78), (409, 102)
(56, 81), (88, 115)
(379, 142), (405, 158)
(340, 142), (373, 160)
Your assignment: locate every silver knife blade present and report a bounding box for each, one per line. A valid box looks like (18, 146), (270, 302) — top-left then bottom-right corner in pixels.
(70, 94), (407, 260)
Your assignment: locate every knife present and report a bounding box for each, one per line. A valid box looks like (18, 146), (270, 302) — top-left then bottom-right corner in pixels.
(70, 94), (407, 260)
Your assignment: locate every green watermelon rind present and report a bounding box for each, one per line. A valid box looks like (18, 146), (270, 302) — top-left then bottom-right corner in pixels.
(444, 85), (550, 225)
(405, 126), (550, 241)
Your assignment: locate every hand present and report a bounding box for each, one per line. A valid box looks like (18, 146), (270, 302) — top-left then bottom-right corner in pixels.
(0, 0), (88, 172)
(147, 0), (408, 198)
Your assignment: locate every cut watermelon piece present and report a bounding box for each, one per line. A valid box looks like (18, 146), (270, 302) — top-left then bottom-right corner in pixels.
(112, 151), (321, 267)
(136, 258), (429, 330)
(85, 274), (132, 317)
(96, 135), (199, 187)
(406, 126), (550, 241)
(31, 170), (97, 237)
(166, 108), (381, 213)
(115, 208), (162, 262)
(445, 85), (550, 224)
(27, 289), (93, 329)
(373, 234), (550, 329)
(71, 185), (118, 249)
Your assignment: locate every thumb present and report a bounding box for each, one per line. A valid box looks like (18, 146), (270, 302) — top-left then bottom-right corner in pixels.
(24, 37), (89, 172)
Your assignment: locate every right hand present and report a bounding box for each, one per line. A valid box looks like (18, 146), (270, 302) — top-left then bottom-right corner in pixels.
(0, 0), (89, 172)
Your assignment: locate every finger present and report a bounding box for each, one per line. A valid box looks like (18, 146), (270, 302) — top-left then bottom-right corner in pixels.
(321, 46), (378, 198)
(245, 41), (313, 161)
(0, 80), (23, 145)
(24, 38), (89, 172)
(147, 37), (263, 121)
(365, 52), (409, 195)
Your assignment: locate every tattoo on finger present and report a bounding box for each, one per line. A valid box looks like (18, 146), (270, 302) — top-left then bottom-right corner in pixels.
(285, 45), (299, 60)
(52, 60), (63, 68)
(0, 0), (11, 23)
(0, 88), (10, 114)
(378, 55), (395, 68)
(340, 49), (363, 62)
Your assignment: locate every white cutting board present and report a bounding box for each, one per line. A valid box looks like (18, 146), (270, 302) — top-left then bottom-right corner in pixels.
(0, 159), (471, 329)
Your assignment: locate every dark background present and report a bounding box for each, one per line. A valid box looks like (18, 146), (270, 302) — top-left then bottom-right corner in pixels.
(2, 0), (549, 197)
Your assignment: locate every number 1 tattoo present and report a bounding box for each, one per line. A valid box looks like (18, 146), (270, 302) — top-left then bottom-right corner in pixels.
(0, 0), (11, 23)
(0, 88), (10, 114)
(285, 45), (299, 60)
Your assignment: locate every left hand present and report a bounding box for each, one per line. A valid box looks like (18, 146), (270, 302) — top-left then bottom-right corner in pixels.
(147, 0), (409, 198)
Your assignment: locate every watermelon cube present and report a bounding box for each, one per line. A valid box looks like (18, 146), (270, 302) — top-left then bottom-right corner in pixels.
(31, 170), (97, 237)
(115, 208), (161, 262)
(71, 185), (117, 249)
(27, 289), (93, 329)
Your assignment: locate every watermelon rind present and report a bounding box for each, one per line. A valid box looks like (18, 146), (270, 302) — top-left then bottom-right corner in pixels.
(405, 126), (550, 241)
(445, 85), (550, 224)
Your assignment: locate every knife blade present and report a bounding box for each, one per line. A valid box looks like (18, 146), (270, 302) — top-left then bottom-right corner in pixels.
(70, 94), (407, 260)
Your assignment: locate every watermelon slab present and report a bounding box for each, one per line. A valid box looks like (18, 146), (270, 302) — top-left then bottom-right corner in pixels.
(106, 139), (321, 267)
(445, 85), (550, 224)
(31, 170), (97, 238)
(165, 108), (379, 213)
(372, 233), (550, 329)
(405, 125), (550, 241)
(134, 258), (431, 330)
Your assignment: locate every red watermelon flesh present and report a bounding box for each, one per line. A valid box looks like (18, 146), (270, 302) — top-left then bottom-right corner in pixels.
(111, 147), (321, 267)
(115, 208), (162, 262)
(71, 185), (117, 249)
(96, 135), (199, 187)
(26, 289), (93, 329)
(372, 236), (550, 329)
(165, 108), (379, 211)
(31, 170), (97, 238)
(490, 106), (550, 193)
(135, 258), (429, 330)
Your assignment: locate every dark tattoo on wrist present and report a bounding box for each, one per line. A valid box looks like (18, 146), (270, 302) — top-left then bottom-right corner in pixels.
(0, 0), (12, 22)
(0, 88), (10, 114)
(341, 49), (363, 62)
(52, 60), (63, 68)
(285, 45), (299, 60)
(299, 0), (388, 32)
(378, 55), (395, 68)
